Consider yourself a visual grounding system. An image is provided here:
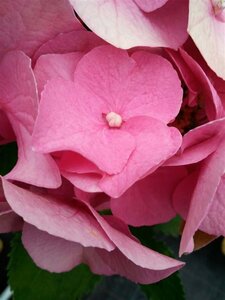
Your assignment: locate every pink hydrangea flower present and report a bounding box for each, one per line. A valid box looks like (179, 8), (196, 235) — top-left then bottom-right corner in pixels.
(69, 0), (188, 49)
(32, 45), (183, 197)
(188, 0), (225, 80)
(1, 177), (184, 283)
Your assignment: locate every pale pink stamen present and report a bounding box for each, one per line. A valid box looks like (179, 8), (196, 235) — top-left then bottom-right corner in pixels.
(106, 112), (122, 128)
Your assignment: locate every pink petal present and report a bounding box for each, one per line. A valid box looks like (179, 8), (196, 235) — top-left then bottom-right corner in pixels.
(0, 0), (81, 58)
(201, 177), (225, 236)
(74, 46), (182, 124)
(33, 30), (105, 62)
(134, 0), (169, 12)
(62, 172), (102, 193)
(83, 205), (184, 284)
(0, 111), (15, 144)
(166, 118), (225, 166)
(124, 51), (182, 123)
(179, 137), (225, 255)
(58, 151), (102, 174)
(34, 52), (83, 95)
(173, 168), (225, 237)
(0, 201), (23, 233)
(179, 48), (224, 120)
(70, 0), (188, 49)
(111, 166), (187, 226)
(22, 223), (83, 272)
(0, 51), (61, 188)
(188, 0), (225, 80)
(2, 178), (114, 251)
(100, 116), (182, 197)
(32, 78), (135, 174)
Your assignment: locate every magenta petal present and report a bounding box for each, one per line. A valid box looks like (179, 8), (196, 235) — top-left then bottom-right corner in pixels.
(111, 167), (187, 226)
(2, 178), (114, 251)
(32, 78), (135, 174)
(179, 138), (225, 255)
(22, 223), (83, 272)
(100, 116), (182, 197)
(70, 0), (188, 49)
(34, 52), (83, 95)
(0, 0), (81, 57)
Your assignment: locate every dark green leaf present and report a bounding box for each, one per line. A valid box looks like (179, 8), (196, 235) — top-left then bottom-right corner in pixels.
(0, 142), (18, 175)
(141, 271), (185, 300)
(8, 234), (101, 300)
(131, 226), (185, 300)
(153, 216), (182, 238)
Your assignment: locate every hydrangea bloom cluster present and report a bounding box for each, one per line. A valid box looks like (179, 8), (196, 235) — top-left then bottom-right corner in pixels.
(1, 0), (225, 284)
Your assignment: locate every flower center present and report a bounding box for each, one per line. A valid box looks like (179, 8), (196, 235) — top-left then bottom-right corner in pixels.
(212, 0), (225, 21)
(105, 112), (122, 128)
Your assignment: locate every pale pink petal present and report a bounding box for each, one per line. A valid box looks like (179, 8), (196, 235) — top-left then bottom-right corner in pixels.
(100, 117), (182, 197)
(34, 52), (83, 95)
(179, 138), (225, 255)
(188, 0), (225, 80)
(2, 178), (114, 251)
(134, 0), (168, 12)
(0, 0), (81, 58)
(0, 51), (61, 187)
(33, 30), (105, 62)
(70, 0), (188, 49)
(111, 167), (187, 226)
(166, 118), (225, 166)
(32, 78), (135, 175)
(22, 223), (83, 272)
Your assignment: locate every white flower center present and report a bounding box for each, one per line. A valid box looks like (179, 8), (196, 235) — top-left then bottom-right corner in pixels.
(106, 112), (122, 128)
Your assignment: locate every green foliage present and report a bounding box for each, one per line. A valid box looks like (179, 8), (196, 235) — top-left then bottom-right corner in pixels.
(8, 234), (101, 300)
(0, 142), (18, 175)
(131, 226), (185, 300)
(141, 272), (185, 300)
(153, 216), (182, 238)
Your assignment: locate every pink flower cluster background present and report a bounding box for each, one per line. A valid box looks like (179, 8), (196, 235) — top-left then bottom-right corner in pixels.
(0, 0), (225, 284)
